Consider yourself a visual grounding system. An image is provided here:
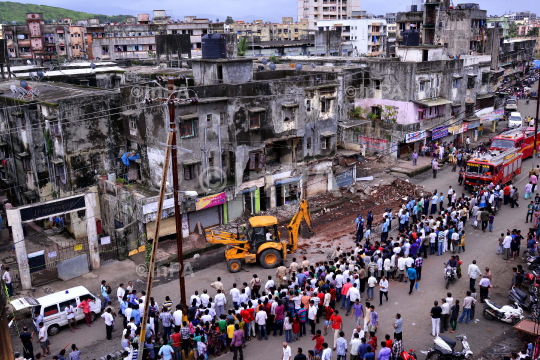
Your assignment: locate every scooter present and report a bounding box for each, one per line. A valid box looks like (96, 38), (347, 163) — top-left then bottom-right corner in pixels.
(426, 333), (473, 359)
(483, 299), (524, 325)
(509, 286), (538, 311)
(443, 263), (457, 289)
(526, 256), (540, 270)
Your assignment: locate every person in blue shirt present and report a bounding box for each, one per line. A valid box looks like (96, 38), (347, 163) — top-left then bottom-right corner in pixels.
(406, 266), (417, 295)
(120, 296), (129, 328)
(439, 193), (444, 212)
(412, 205), (418, 224)
(100, 280), (110, 311)
(387, 209), (393, 228)
(363, 346), (375, 360)
(356, 215), (364, 245)
(131, 305), (141, 325)
(381, 217), (389, 242)
(357, 337), (372, 359)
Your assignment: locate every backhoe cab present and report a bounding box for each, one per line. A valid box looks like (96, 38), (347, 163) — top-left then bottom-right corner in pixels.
(204, 199), (315, 273)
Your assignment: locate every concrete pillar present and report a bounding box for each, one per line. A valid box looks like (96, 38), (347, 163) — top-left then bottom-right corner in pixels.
(492, 121), (497, 133)
(270, 185), (276, 209)
(6, 210), (31, 290)
(85, 193), (100, 269)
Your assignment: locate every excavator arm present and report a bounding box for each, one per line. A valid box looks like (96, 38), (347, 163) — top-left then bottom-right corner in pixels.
(204, 229), (248, 245)
(287, 199), (315, 253)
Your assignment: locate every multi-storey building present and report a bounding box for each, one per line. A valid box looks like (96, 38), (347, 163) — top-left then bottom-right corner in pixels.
(317, 18), (387, 56)
(69, 25), (86, 59)
(225, 18), (309, 42)
(298, 0), (361, 29)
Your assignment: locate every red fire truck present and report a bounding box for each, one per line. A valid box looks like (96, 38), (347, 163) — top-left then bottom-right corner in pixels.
(464, 148), (523, 191)
(490, 127), (540, 159)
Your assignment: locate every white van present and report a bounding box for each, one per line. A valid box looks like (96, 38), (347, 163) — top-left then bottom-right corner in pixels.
(11, 286), (101, 336)
(508, 112), (523, 128)
(506, 97), (518, 111)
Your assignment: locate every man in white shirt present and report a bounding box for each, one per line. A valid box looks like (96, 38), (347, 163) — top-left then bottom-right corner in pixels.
(322, 343), (332, 360)
(397, 256), (406, 282)
(210, 277), (224, 292)
(282, 342), (292, 360)
(38, 321), (49, 357)
(190, 291), (201, 307)
(2, 267), (12, 296)
(255, 307), (268, 340)
(200, 289), (210, 307)
(467, 260), (482, 292)
(265, 276), (275, 292)
(101, 308), (114, 340)
(65, 303), (79, 332)
(172, 305), (183, 329)
(378, 276), (389, 306)
(230, 283), (241, 307)
(346, 284), (361, 315)
(200, 309), (213, 324)
(367, 275), (377, 301)
(117, 283), (125, 304)
(215, 289), (227, 318)
(440, 298), (451, 334)
(479, 275), (491, 303)
(239, 289), (249, 305)
(502, 232), (513, 260)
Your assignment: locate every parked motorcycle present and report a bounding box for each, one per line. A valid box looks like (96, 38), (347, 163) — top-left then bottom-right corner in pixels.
(444, 263), (457, 289)
(426, 333), (473, 359)
(526, 256), (540, 270)
(399, 349), (418, 360)
(483, 299), (524, 325)
(509, 287), (538, 311)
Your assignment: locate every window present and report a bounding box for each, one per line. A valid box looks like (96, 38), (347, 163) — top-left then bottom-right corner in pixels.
(130, 118), (137, 130)
(56, 163), (66, 184)
(420, 82), (425, 91)
(22, 157), (31, 171)
(180, 119), (196, 138)
(374, 80), (381, 90)
(452, 78), (461, 88)
(482, 73), (489, 85)
(51, 121), (61, 137)
(249, 112), (264, 128)
(59, 299), (77, 312)
(220, 112), (226, 125)
(467, 77), (476, 89)
(283, 108), (295, 122)
(321, 99), (332, 113)
(307, 137), (311, 149)
(371, 106), (381, 119)
(206, 114), (212, 122)
(184, 164), (196, 180)
(44, 305), (59, 317)
(149, 45), (153, 51)
(321, 136), (331, 150)
(306, 99), (311, 111)
(208, 157), (214, 167)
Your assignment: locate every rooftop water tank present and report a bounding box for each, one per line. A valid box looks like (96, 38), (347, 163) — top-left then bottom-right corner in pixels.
(201, 34), (227, 59)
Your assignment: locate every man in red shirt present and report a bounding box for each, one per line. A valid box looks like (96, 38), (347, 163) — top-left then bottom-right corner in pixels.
(329, 310), (343, 350)
(246, 305), (256, 338)
(240, 306), (251, 340)
(329, 286), (337, 309)
(324, 305), (334, 335)
(385, 334), (392, 349)
(171, 328), (182, 360)
(341, 280), (353, 310)
(311, 329), (324, 356)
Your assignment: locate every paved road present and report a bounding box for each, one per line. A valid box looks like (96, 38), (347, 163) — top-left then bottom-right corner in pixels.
(16, 102), (540, 359)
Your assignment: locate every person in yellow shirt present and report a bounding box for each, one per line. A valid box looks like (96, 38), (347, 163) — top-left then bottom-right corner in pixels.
(458, 231), (465, 253)
(227, 322), (235, 352)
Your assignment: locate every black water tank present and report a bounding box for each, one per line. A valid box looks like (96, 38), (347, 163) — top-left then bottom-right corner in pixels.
(402, 29), (420, 46)
(202, 34), (227, 59)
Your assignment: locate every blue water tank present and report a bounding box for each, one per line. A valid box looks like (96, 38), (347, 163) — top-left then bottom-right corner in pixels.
(202, 34), (227, 59)
(402, 30), (420, 46)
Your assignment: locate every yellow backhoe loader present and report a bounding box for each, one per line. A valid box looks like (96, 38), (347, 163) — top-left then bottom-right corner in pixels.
(204, 199), (315, 272)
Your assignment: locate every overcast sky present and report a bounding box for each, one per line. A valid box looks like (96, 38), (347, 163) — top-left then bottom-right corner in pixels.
(21, 0), (538, 21)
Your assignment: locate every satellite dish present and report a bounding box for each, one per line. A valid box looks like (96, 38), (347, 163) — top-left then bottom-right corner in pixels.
(10, 84), (17, 93)
(20, 80), (28, 89)
(311, 63), (316, 69)
(257, 65), (265, 70)
(90, 63), (96, 69)
(295, 63), (302, 71)
(49, 65), (54, 71)
(346, 60), (351, 66)
(37, 70), (44, 79)
(29, 72), (36, 80)
(27, 60), (32, 65)
(262, 58), (268, 65)
(269, 63), (276, 71)
(12, 21), (16, 25)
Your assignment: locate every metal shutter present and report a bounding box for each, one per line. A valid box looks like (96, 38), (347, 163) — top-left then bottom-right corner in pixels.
(188, 206), (220, 232)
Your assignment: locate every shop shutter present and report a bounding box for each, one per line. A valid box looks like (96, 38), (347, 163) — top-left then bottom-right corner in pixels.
(188, 206), (220, 232)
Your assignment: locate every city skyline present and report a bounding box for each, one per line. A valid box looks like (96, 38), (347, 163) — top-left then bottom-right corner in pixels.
(8, 0), (540, 22)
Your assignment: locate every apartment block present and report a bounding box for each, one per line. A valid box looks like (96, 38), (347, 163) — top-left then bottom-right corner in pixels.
(298, 0), (361, 29)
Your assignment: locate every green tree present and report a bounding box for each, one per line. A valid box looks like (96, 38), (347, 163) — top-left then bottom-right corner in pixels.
(528, 27), (539, 37)
(225, 16), (234, 24)
(508, 22), (518, 38)
(237, 37), (248, 56)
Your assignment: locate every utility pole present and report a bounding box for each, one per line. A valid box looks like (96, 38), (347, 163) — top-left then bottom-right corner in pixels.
(168, 77), (187, 309)
(138, 132), (173, 359)
(533, 76), (540, 170)
(0, 281), (15, 360)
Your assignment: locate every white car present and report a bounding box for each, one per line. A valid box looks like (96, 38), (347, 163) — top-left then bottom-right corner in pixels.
(508, 112), (523, 128)
(11, 286), (101, 336)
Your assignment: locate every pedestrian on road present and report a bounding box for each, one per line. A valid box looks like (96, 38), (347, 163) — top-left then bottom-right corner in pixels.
(367, 275), (376, 301)
(321, 343), (332, 360)
(329, 310), (343, 349)
(232, 324), (244, 360)
(101, 308), (114, 340)
(440, 299), (450, 334)
(369, 305), (378, 334)
(2, 266), (12, 297)
(78, 297), (94, 327)
(458, 291), (475, 325)
(19, 326), (34, 360)
(256, 305), (268, 340)
(412, 151), (418, 166)
(64, 301), (79, 333)
(100, 280), (110, 311)
(378, 341), (391, 360)
(283, 342), (292, 360)
(406, 267), (417, 295)
(351, 299), (364, 327)
(479, 275), (491, 303)
(336, 331), (347, 360)
(449, 300), (460, 333)
(38, 322), (50, 357)
(432, 159), (439, 178)
(378, 276), (388, 306)
(312, 330), (324, 356)
(430, 301), (442, 337)
(467, 260), (482, 292)
(392, 314), (402, 341)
